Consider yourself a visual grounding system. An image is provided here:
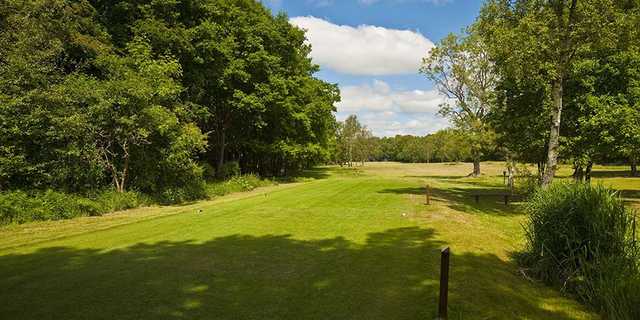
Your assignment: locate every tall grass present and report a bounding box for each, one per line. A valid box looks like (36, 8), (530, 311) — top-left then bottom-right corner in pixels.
(519, 183), (639, 319)
(0, 174), (276, 226)
(0, 189), (148, 225)
(206, 174), (274, 197)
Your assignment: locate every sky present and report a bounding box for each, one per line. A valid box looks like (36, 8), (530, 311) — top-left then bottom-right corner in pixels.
(261, 0), (484, 137)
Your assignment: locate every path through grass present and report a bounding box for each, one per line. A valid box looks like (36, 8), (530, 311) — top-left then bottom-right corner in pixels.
(0, 162), (615, 319)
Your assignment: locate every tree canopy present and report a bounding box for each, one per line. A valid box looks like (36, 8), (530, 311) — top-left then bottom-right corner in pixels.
(0, 0), (339, 199)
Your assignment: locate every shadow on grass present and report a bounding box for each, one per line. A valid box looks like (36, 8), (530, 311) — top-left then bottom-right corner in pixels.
(616, 190), (640, 208)
(0, 227), (584, 320)
(275, 167), (333, 182)
(618, 189), (640, 200)
(404, 175), (467, 180)
(379, 184), (523, 216)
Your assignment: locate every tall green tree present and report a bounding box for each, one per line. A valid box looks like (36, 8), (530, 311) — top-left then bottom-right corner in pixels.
(421, 33), (497, 176)
(0, 0), (207, 198)
(92, 0), (339, 177)
(61, 38), (207, 194)
(0, 0), (112, 190)
(476, 0), (618, 185)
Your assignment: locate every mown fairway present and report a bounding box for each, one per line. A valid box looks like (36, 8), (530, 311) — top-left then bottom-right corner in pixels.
(5, 162), (637, 319)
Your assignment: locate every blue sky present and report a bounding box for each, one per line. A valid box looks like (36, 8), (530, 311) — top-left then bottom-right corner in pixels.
(261, 0), (483, 137)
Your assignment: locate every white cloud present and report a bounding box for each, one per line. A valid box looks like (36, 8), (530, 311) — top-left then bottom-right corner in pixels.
(338, 111), (449, 136)
(289, 16), (434, 75)
(337, 80), (444, 113)
(336, 80), (450, 136)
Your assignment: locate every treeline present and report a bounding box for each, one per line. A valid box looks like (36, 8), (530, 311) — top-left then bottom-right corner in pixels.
(0, 0), (338, 202)
(332, 115), (500, 165)
(373, 129), (500, 163)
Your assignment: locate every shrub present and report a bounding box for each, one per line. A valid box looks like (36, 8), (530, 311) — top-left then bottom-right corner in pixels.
(513, 164), (540, 196)
(0, 190), (100, 224)
(0, 191), (40, 224)
(206, 174), (273, 198)
(201, 162), (217, 181)
(0, 189), (149, 225)
(519, 182), (639, 319)
(157, 180), (207, 204)
(39, 189), (103, 218)
(219, 161), (241, 179)
(95, 190), (148, 212)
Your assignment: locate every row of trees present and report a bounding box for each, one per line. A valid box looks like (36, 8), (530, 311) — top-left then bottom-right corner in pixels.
(0, 0), (339, 196)
(332, 115), (500, 165)
(420, 0), (640, 183)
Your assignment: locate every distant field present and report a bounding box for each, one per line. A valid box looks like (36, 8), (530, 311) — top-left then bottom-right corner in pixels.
(5, 161), (636, 319)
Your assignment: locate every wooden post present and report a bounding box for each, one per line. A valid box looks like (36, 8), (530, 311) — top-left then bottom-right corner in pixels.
(503, 171), (507, 185)
(425, 185), (431, 205)
(504, 195), (509, 205)
(438, 247), (450, 320)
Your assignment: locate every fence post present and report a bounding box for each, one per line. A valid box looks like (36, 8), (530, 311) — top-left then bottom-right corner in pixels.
(438, 247), (450, 320)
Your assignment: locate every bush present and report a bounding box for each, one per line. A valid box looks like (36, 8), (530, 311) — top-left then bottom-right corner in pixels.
(201, 162), (217, 181)
(513, 164), (540, 196)
(0, 190), (98, 224)
(219, 161), (241, 179)
(156, 177), (207, 204)
(519, 183), (639, 319)
(206, 174), (273, 197)
(95, 190), (148, 212)
(0, 189), (148, 225)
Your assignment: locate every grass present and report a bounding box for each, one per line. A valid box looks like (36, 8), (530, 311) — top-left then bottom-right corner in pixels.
(3, 162), (636, 319)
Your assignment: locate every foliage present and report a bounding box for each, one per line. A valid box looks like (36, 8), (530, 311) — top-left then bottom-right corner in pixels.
(218, 161), (241, 179)
(421, 32), (498, 176)
(475, 0), (629, 184)
(94, 189), (150, 212)
(0, 0), (112, 191)
(520, 183), (639, 319)
(95, 0), (339, 177)
(366, 129), (497, 164)
(0, 0), (339, 208)
(205, 174), (273, 198)
(334, 115), (375, 166)
(0, 189), (147, 225)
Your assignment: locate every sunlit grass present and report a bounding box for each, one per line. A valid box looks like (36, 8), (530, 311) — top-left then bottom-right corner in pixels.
(3, 162), (632, 319)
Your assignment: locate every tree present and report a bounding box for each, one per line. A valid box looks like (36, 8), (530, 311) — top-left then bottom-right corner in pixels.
(64, 38), (206, 193)
(93, 0), (339, 177)
(0, 0), (112, 190)
(421, 33), (497, 176)
(476, 0), (618, 185)
(336, 115), (362, 167)
(489, 75), (549, 179)
(353, 126), (375, 165)
(0, 1), (207, 198)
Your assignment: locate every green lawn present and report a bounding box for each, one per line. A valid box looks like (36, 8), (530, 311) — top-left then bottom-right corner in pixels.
(4, 162), (631, 319)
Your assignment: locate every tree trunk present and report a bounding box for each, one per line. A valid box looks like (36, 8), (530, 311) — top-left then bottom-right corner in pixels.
(119, 155), (129, 193)
(542, 78), (563, 186)
(573, 163), (584, 182)
(472, 159), (481, 177)
(537, 161), (546, 183)
(216, 130), (226, 178)
(585, 161), (593, 183)
(631, 159), (638, 177)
